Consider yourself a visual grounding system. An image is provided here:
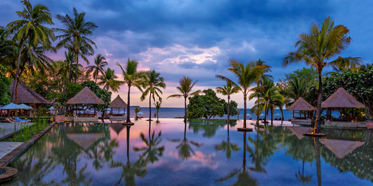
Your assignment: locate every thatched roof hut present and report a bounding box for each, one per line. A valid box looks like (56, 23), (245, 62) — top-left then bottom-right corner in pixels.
(10, 80), (51, 104)
(67, 86), (104, 105)
(286, 97), (316, 111)
(319, 139), (364, 159)
(66, 133), (105, 150)
(109, 95), (127, 108)
(322, 87), (365, 108)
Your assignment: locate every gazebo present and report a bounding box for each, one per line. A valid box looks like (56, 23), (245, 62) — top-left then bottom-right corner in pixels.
(322, 87), (366, 128)
(67, 86), (104, 122)
(109, 95), (127, 120)
(286, 97), (316, 125)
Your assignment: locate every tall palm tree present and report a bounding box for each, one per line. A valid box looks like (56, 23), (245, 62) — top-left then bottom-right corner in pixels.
(86, 54), (107, 83)
(284, 76), (307, 105)
(97, 68), (123, 92)
(154, 100), (161, 121)
(283, 16), (361, 133)
(117, 59), (144, 124)
(217, 59), (265, 129)
(168, 76), (200, 123)
(54, 7), (97, 82)
(7, 0), (55, 103)
(254, 59), (272, 123)
(140, 70), (166, 121)
(216, 81), (240, 124)
(250, 79), (284, 125)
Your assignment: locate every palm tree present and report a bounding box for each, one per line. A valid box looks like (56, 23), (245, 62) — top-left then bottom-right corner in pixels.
(216, 81), (240, 123)
(284, 76), (307, 105)
(250, 79), (284, 125)
(116, 59), (144, 124)
(86, 54), (107, 83)
(254, 59), (272, 123)
(140, 70), (166, 121)
(154, 100), (161, 121)
(237, 109), (241, 120)
(217, 59), (265, 129)
(7, 0), (55, 103)
(251, 103), (264, 124)
(97, 68), (123, 92)
(54, 7), (97, 82)
(283, 16), (362, 134)
(168, 76), (200, 123)
(134, 107), (142, 119)
(215, 124), (240, 159)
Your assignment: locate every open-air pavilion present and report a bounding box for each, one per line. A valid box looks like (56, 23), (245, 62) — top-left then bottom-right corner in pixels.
(67, 86), (104, 122)
(109, 95), (127, 121)
(287, 97), (316, 126)
(322, 87), (366, 128)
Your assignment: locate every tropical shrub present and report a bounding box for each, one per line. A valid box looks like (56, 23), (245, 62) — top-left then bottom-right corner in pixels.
(0, 64), (11, 105)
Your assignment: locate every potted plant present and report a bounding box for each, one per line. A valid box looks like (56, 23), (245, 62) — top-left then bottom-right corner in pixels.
(52, 101), (65, 123)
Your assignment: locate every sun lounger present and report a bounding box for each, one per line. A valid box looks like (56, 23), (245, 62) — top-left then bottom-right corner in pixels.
(5, 118), (13, 123)
(14, 117), (31, 122)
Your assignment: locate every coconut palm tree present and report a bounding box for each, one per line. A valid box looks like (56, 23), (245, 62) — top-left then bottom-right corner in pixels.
(216, 81), (240, 123)
(134, 107), (142, 119)
(97, 68), (123, 92)
(154, 101), (161, 121)
(54, 7), (97, 82)
(168, 76), (201, 123)
(140, 70), (166, 121)
(283, 16), (362, 134)
(217, 59), (265, 129)
(116, 59), (144, 124)
(7, 0), (55, 103)
(86, 54), (107, 83)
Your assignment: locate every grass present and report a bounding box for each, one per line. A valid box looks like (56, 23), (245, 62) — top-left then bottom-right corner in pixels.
(6, 116), (50, 142)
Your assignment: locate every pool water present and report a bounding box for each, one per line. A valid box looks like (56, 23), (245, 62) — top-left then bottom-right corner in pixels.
(3, 119), (373, 186)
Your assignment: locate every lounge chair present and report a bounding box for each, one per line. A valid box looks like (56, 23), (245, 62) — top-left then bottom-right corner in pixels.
(5, 118), (13, 123)
(14, 117), (30, 122)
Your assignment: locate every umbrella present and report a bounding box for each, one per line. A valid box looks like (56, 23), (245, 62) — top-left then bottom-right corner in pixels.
(0, 103), (28, 110)
(275, 113), (281, 117)
(48, 106), (54, 110)
(138, 112), (144, 115)
(259, 113), (265, 117)
(18, 104), (33, 110)
(246, 114), (252, 116)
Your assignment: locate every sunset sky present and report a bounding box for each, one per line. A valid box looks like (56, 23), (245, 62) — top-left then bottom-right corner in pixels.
(1, 0), (372, 108)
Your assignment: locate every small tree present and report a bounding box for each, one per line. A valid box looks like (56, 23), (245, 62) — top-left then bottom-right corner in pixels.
(0, 65), (11, 105)
(154, 101), (161, 121)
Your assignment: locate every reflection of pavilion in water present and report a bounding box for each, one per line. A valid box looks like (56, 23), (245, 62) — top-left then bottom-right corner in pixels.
(66, 123), (106, 151)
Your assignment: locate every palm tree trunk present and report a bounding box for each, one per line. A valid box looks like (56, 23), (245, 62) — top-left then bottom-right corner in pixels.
(126, 85), (131, 123)
(149, 92), (152, 121)
(69, 58), (73, 82)
(271, 109), (273, 125)
(227, 95), (230, 124)
(184, 97), (187, 123)
(314, 71), (323, 133)
(244, 94), (247, 128)
(75, 53), (79, 82)
(264, 103), (267, 126)
(12, 39), (26, 104)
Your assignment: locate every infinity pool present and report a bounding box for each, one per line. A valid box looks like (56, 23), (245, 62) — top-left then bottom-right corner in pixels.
(4, 119), (373, 185)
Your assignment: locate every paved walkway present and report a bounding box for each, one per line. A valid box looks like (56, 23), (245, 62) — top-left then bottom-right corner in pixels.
(0, 122), (34, 138)
(0, 142), (23, 159)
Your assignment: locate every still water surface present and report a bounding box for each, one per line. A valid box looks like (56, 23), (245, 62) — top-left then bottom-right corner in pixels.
(4, 119), (373, 186)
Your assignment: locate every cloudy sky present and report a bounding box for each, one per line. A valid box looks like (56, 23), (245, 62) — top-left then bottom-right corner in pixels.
(1, 0), (372, 108)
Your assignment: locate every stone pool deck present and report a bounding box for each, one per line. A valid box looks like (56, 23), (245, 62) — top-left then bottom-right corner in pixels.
(0, 143), (23, 159)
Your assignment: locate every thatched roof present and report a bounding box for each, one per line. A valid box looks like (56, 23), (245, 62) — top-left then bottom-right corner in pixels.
(287, 126), (314, 140)
(109, 95), (127, 108)
(109, 123), (125, 135)
(10, 80), (51, 104)
(322, 87), (365, 108)
(66, 133), (105, 150)
(319, 139), (364, 159)
(286, 97), (316, 111)
(67, 86), (104, 105)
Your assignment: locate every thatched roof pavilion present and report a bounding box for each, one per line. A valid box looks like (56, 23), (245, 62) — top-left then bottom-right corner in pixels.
(322, 87), (365, 108)
(319, 139), (364, 159)
(10, 80), (50, 104)
(286, 97), (316, 111)
(109, 95), (127, 108)
(67, 86), (104, 105)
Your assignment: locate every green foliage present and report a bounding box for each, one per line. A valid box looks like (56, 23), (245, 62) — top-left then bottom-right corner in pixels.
(187, 89), (238, 119)
(284, 68), (318, 84)
(81, 81), (112, 116)
(7, 117), (50, 142)
(0, 65), (11, 105)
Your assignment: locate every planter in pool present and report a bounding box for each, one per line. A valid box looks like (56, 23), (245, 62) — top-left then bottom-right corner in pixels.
(65, 116), (74, 122)
(367, 120), (373, 129)
(0, 167), (18, 183)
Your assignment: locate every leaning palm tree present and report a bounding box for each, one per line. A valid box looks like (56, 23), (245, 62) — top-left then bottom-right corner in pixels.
(7, 0), (55, 103)
(54, 7), (97, 82)
(216, 81), (240, 123)
(97, 68), (123, 92)
(167, 76), (200, 123)
(140, 70), (166, 121)
(217, 59), (265, 129)
(117, 59), (144, 124)
(86, 54), (107, 83)
(283, 16), (362, 134)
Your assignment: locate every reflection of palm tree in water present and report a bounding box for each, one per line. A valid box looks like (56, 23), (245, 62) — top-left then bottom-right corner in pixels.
(111, 126), (147, 186)
(215, 124), (240, 159)
(216, 132), (258, 186)
(168, 122), (203, 160)
(314, 137), (322, 186)
(134, 121), (165, 163)
(247, 126), (269, 173)
(295, 159), (312, 185)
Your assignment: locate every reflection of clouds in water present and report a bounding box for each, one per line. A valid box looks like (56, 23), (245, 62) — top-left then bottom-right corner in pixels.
(164, 151), (219, 170)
